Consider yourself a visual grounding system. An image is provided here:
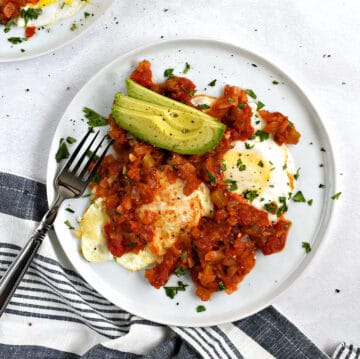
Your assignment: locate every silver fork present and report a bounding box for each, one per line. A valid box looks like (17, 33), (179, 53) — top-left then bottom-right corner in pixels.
(0, 128), (113, 317)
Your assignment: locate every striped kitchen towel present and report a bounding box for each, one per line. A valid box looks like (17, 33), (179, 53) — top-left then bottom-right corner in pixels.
(0, 171), (332, 359)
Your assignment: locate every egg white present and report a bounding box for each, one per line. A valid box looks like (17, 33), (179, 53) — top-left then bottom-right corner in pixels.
(76, 171), (213, 271)
(17, 0), (86, 27)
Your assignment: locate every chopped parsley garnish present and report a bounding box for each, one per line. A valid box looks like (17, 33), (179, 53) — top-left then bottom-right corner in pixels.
(264, 202), (278, 214)
(282, 164), (287, 170)
(218, 281), (226, 291)
(243, 190), (259, 202)
(86, 150), (100, 161)
(221, 162), (227, 172)
(245, 142), (254, 149)
(198, 104), (210, 109)
(319, 184), (325, 189)
(196, 305), (206, 312)
(225, 179), (238, 191)
(183, 62), (190, 74)
(236, 158), (246, 171)
(189, 90), (195, 97)
(254, 130), (269, 142)
(331, 192), (342, 200)
(83, 107), (107, 127)
(92, 173), (101, 183)
(237, 102), (245, 109)
(66, 136), (77, 144)
(180, 251), (188, 259)
(84, 11), (90, 18)
(208, 79), (217, 87)
(292, 191), (306, 202)
(65, 208), (75, 213)
(174, 266), (185, 277)
(206, 170), (217, 184)
(64, 220), (74, 230)
(277, 196), (288, 217)
(164, 68), (174, 78)
(307, 199), (313, 206)
(256, 101), (265, 110)
(227, 97), (235, 102)
(164, 281), (188, 299)
(4, 20), (15, 33)
(272, 80), (279, 85)
(70, 23), (77, 31)
(246, 89), (257, 99)
(8, 37), (27, 45)
(294, 168), (301, 180)
(258, 160), (264, 168)
(20, 8), (42, 26)
(55, 138), (70, 163)
(302, 242), (311, 253)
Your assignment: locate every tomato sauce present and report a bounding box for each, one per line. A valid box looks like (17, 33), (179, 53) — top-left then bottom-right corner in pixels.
(93, 61), (300, 301)
(0, 0), (37, 24)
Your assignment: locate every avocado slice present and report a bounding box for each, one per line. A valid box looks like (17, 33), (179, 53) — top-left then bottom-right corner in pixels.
(111, 99), (225, 155)
(125, 78), (223, 125)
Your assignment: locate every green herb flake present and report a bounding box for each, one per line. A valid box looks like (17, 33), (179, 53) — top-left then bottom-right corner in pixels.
(292, 191), (306, 202)
(272, 80), (279, 85)
(4, 19), (15, 33)
(174, 266), (185, 277)
(198, 103), (210, 110)
(237, 158), (246, 171)
(264, 202), (278, 214)
(277, 196), (288, 217)
(183, 62), (190, 74)
(196, 305), (206, 313)
(225, 179), (238, 191)
(20, 8), (42, 26)
(70, 22), (77, 31)
(180, 251), (188, 259)
(65, 208), (75, 213)
(256, 101), (265, 110)
(206, 170), (217, 184)
(66, 136), (77, 144)
(294, 168), (301, 180)
(331, 192), (342, 200)
(307, 199), (313, 206)
(83, 107), (107, 127)
(55, 138), (70, 163)
(221, 162), (227, 172)
(189, 90), (195, 97)
(64, 220), (75, 230)
(255, 130), (269, 142)
(84, 11), (90, 18)
(237, 102), (245, 109)
(164, 68), (174, 78)
(245, 142), (254, 149)
(258, 160), (264, 168)
(164, 281), (188, 299)
(319, 184), (325, 189)
(8, 37), (27, 45)
(302, 242), (311, 253)
(122, 166), (127, 176)
(218, 281), (226, 291)
(208, 79), (217, 87)
(246, 89), (257, 99)
(243, 190), (259, 202)
(227, 97), (235, 102)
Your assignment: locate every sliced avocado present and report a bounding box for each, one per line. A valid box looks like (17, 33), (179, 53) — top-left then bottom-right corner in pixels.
(111, 103), (224, 155)
(115, 93), (212, 132)
(125, 78), (223, 125)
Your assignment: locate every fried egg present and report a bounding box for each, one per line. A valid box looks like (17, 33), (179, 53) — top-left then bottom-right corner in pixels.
(222, 103), (295, 221)
(17, 0), (86, 27)
(76, 172), (213, 271)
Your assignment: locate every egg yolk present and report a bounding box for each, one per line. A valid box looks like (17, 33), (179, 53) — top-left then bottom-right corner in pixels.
(223, 151), (271, 194)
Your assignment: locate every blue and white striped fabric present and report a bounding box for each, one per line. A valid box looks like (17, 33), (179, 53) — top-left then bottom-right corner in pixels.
(0, 172), (332, 358)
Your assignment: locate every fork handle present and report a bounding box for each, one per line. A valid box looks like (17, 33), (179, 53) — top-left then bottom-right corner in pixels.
(0, 220), (51, 316)
(0, 194), (62, 317)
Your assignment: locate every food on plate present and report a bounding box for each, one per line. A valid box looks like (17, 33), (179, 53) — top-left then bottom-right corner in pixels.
(112, 92), (225, 155)
(75, 60), (301, 301)
(1, 0), (88, 39)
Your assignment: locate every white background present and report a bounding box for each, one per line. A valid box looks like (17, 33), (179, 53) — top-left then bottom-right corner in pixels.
(0, 0), (359, 355)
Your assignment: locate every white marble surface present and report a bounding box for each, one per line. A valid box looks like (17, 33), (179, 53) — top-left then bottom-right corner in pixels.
(1, 0), (359, 355)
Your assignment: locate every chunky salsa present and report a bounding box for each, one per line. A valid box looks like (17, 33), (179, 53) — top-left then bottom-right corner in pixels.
(91, 60), (300, 301)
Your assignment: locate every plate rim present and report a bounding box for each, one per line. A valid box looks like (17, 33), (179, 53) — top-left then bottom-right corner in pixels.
(46, 37), (337, 327)
(0, 0), (114, 63)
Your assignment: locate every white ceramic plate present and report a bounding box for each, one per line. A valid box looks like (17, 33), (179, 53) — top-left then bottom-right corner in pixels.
(0, 0), (113, 62)
(46, 39), (335, 327)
